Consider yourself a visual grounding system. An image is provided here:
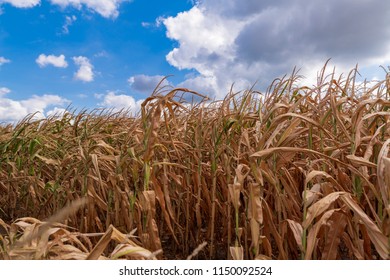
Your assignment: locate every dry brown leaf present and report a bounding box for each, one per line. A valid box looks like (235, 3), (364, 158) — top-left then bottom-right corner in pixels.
(151, 178), (178, 244)
(251, 147), (377, 197)
(87, 178), (107, 211)
(96, 139), (116, 154)
(276, 118), (301, 147)
(90, 154), (103, 185)
(34, 154), (60, 165)
(262, 200), (287, 259)
(304, 170), (343, 193)
(377, 139), (390, 205)
(86, 225), (115, 260)
(341, 232), (363, 260)
(228, 183), (241, 210)
(249, 218), (260, 254)
(248, 182), (263, 224)
(139, 191), (162, 251)
(286, 219), (303, 251)
(346, 155), (377, 168)
(264, 120), (287, 149)
(1, 66), (389, 261)
(321, 212), (348, 259)
(384, 158), (390, 200)
(341, 194), (389, 260)
(162, 166), (177, 221)
(139, 190), (156, 213)
(302, 183), (322, 207)
(229, 245), (244, 260)
(110, 244), (157, 260)
(305, 209), (337, 260)
(14, 198), (87, 250)
(364, 123), (386, 160)
(52, 252), (91, 260)
(362, 111), (390, 121)
(0, 219), (8, 236)
(303, 192), (344, 229)
(329, 91), (350, 139)
(147, 218), (162, 252)
(337, 170), (352, 189)
(235, 164), (250, 186)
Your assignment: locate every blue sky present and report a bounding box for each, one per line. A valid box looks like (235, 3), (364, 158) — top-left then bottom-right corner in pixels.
(1, 0), (390, 123)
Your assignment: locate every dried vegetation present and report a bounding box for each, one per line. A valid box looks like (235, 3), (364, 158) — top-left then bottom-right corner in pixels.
(0, 64), (389, 259)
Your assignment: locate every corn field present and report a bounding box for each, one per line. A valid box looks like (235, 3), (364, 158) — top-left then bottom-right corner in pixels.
(0, 64), (389, 260)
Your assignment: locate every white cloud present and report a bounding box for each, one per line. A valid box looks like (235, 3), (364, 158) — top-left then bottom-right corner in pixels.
(176, 75), (218, 96)
(0, 56), (11, 65)
(98, 91), (143, 113)
(49, 0), (128, 18)
(163, 6), (246, 98)
(155, 16), (164, 27)
(1, 0), (128, 18)
(0, 91), (70, 123)
(62, 15), (77, 34)
(94, 93), (104, 99)
(46, 107), (68, 117)
(128, 74), (170, 94)
(141, 21), (151, 28)
(94, 50), (108, 58)
(20, 94), (69, 114)
(0, 98), (30, 122)
(163, 1), (390, 98)
(141, 16), (165, 28)
(0, 0), (40, 8)
(73, 56), (94, 82)
(36, 54), (68, 68)
(0, 87), (11, 96)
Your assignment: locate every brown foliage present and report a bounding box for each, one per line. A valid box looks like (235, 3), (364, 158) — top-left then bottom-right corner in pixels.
(0, 64), (389, 259)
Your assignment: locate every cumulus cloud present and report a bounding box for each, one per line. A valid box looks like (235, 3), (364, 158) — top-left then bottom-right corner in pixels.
(20, 94), (68, 114)
(0, 0), (40, 8)
(163, 0), (390, 97)
(73, 56), (94, 82)
(176, 75), (218, 96)
(163, 5), (249, 98)
(128, 74), (170, 94)
(0, 89), (70, 123)
(0, 56), (11, 65)
(36, 54), (68, 68)
(49, 0), (128, 18)
(97, 91), (143, 114)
